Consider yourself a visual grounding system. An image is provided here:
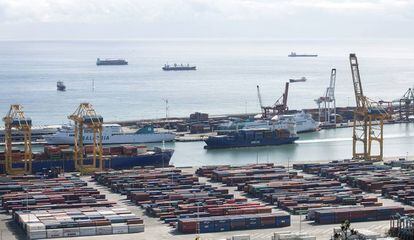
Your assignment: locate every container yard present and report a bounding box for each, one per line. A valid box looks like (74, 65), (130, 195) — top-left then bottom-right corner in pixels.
(92, 167), (291, 234)
(0, 174), (144, 239)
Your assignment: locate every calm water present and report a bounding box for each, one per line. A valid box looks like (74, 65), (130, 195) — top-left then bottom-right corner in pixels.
(0, 39), (414, 124)
(0, 39), (413, 165)
(148, 122), (414, 167)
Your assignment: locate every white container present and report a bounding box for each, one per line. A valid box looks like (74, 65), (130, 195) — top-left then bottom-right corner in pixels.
(28, 230), (47, 240)
(47, 228), (63, 238)
(299, 237), (317, 240)
(26, 223), (45, 232)
(96, 225), (112, 235)
(274, 232), (292, 240)
(112, 223), (129, 234)
(20, 214), (40, 224)
(128, 224), (145, 233)
(278, 234), (298, 240)
(63, 227), (80, 237)
(118, 213), (137, 219)
(98, 210), (115, 215)
(232, 234), (251, 240)
(79, 226), (97, 236)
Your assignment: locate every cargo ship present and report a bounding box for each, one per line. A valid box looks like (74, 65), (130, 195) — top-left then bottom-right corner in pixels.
(289, 77), (307, 83)
(288, 52), (318, 57)
(162, 63), (196, 71)
(204, 127), (299, 149)
(96, 58), (128, 66)
(0, 145), (174, 173)
(44, 124), (175, 145)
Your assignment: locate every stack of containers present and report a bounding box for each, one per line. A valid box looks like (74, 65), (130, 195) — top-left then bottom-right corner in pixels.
(294, 160), (414, 207)
(178, 213), (290, 234)
(15, 207), (144, 239)
(0, 175), (145, 239)
(93, 167), (289, 233)
(197, 165), (382, 215)
(44, 146), (62, 160)
(314, 206), (404, 224)
(0, 177), (113, 212)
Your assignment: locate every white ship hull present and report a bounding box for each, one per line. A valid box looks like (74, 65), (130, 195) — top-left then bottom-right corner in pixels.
(219, 111), (318, 134)
(44, 133), (175, 145)
(44, 124), (175, 145)
(277, 111), (318, 133)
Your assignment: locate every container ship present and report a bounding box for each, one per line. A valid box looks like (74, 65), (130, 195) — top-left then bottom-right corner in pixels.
(44, 124), (175, 145)
(162, 63), (196, 71)
(204, 127), (299, 149)
(0, 145), (174, 173)
(288, 52), (318, 57)
(96, 58), (128, 66)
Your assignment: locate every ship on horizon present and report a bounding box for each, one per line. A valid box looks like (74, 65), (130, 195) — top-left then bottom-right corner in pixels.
(289, 77), (307, 83)
(288, 52), (318, 57)
(96, 58), (128, 66)
(162, 63), (196, 71)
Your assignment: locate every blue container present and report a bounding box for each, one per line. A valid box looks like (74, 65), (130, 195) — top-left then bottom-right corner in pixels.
(199, 220), (214, 233)
(245, 217), (261, 229)
(164, 218), (178, 223)
(230, 217), (246, 230)
(276, 215), (291, 227)
(214, 219), (231, 232)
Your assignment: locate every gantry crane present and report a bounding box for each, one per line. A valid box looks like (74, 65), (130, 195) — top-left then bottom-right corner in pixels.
(397, 88), (414, 121)
(315, 69), (337, 127)
(349, 54), (387, 161)
(256, 82), (289, 119)
(68, 103), (104, 173)
(3, 105), (32, 174)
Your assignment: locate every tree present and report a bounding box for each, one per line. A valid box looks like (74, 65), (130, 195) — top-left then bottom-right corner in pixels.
(332, 220), (365, 240)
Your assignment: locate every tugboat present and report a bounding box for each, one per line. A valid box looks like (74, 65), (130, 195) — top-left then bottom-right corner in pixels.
(96, 58), (128, 66)
(57, 81), (66, 91)
(162, 63), (196, 71)
(288, 52), (318, 57)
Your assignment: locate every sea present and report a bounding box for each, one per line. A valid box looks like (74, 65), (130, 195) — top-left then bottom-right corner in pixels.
(0, 39), (413, 166)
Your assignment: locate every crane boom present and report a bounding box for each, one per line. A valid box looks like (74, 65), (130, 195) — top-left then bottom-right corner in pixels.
(256, 85), (264, 109)
(281, 82), (289, 109)
(326, 68), (336, 101)
(350, 54), (366, 109)
(257, 82), (289, 119)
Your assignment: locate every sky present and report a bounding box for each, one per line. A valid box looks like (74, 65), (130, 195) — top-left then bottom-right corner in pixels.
(0, 0), (413, 40)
